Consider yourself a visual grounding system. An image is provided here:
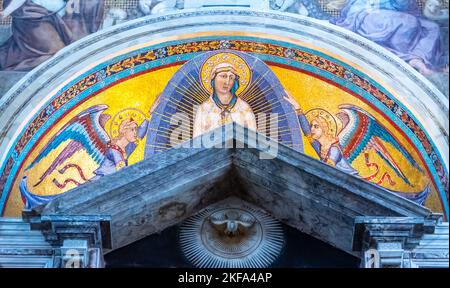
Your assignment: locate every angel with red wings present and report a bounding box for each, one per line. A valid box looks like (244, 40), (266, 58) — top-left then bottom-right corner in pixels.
(20, 96), (161, 209)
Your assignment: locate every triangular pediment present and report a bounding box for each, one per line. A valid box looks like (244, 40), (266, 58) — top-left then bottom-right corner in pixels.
(39, 123), (434, 255)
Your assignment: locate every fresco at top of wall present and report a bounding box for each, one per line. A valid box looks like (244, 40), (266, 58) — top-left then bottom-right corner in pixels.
(0, 0), (105, 71)
(0, 0), (448, 97)
(329, 0), (449, 96)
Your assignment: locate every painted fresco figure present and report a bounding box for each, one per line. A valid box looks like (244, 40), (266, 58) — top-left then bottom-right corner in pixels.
(423, 0), (449, 22)
(102, 7), (128, 28)
(91, 118), (148, 180)
(102, 0), (153, 28)
(193, 62), (257, 137)
(19, 95), (161, 209)
(283, 92), (358, 175)
(151, 0), (183, 14)
(270, 0), (307, 14)
(330, 0), (447, 75)
(0, 0), (104, 71)
(283, 92), (431, 205)
(269, 0), (330, 19)
(103, 0), (185, 28)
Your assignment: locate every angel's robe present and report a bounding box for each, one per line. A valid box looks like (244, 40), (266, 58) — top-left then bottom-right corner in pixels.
(297, 112), (358, 175)
(0, 0), (104, 71)
(92, 120), (148, 179)
(193, 97), (257, 138)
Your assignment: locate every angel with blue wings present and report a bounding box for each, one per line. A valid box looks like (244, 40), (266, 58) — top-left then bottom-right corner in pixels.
(20, 96), (161, 209)
(283, 92), (431, 206)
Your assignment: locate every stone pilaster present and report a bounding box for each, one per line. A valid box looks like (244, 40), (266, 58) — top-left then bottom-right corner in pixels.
(30, 215), (111, 268)
(353, 215), (447, 268)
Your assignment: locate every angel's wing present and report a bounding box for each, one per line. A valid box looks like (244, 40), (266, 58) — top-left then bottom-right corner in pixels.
(337, 104), (422, 186)
(27, 104), (111, 187)
(237, 213), (256, 228)
(389, 184), (431, 206)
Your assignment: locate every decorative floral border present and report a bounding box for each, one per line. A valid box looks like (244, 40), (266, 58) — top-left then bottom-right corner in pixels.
(0, 38), (448, 215)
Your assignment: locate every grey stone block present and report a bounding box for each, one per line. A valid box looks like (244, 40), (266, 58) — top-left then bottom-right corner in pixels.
(0, 71), (27, 101)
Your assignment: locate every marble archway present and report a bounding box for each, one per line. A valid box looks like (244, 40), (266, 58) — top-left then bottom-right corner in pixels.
(0, 9), (447, 219)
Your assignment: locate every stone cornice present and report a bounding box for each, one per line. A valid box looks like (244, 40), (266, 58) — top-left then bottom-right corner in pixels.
(38, 124), (438, 254)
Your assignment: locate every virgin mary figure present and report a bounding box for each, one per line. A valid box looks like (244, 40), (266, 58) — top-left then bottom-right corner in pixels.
(193, 62), (257, 137)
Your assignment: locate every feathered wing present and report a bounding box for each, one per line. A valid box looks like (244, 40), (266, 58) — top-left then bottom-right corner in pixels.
(26, 105), (111, 187)
(389, 184), (431, 206)
(336, 104), (422, 186)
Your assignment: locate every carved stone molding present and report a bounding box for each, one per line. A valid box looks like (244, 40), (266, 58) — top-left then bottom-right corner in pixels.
(179, 197), (284, 268)
(28, 215), (112, 268)
(353, 215), (448, 268)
